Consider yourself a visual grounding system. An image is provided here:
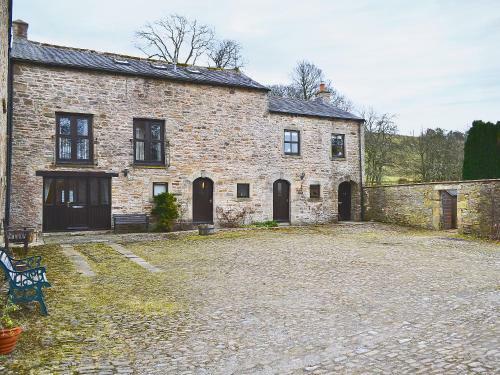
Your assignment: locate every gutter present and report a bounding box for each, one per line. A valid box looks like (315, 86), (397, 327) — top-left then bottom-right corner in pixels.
(5, 0), (13, 227)
(358, 119), (365, 221)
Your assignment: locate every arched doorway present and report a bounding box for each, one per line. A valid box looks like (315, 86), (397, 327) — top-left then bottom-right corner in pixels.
(193, 177), (213, 224)
(338, 181), (352, 221)
(273, 179), (290, 222)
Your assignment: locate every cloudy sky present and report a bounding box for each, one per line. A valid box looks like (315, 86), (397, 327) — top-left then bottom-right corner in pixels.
(13, 0), (500, 134)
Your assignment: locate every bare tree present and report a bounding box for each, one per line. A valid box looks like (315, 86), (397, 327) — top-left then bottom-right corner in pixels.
(208, 39), (244, 69)
(291, 60), (324, 100)
(269, 60), (354, 111)
(415, 128), (465, 182)
(135, 14), (214, 64)
(269, 84), (302, 98)
(329, 89), (354, 112)
(360, 107), (398, 185)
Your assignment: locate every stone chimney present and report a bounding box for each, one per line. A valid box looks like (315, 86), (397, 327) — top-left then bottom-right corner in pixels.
(316, 82), (331, 103)
(13, 19), (29, 39)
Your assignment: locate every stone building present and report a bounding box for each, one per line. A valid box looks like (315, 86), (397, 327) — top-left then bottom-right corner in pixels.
(0, 0), (12, 244)
(9, 20), (364, 234)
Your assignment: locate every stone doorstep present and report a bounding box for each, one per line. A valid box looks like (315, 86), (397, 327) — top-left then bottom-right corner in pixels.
(43, 230), (112, 237)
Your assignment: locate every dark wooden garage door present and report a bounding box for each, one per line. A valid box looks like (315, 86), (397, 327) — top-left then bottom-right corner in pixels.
(43, 176), (111, 231)
(441, 190), (457, 229)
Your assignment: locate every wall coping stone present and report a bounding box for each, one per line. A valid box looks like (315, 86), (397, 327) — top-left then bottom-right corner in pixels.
(364, 178), (500, 189)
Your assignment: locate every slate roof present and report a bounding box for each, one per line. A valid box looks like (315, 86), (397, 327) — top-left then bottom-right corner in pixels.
(11, 38), (363, 121)
(11, 38), (268, 91)
(268, 96), (363, 121)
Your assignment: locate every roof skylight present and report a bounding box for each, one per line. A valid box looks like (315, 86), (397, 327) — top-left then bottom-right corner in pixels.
(112, 58), (130, 65)
(150, 62), (169, 70)
(186, 68), (202, 74)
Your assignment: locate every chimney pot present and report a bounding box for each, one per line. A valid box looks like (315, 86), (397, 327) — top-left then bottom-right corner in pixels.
(13, 19), (29, 39)
(319, 83), (326, 92)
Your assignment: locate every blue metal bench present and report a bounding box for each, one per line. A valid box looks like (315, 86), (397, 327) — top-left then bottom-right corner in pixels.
(0, 249), (51, 315)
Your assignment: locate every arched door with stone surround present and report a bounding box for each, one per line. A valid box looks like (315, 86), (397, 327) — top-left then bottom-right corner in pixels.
(193, 177), (213, 224)
(338, 181), (352, 221)
(273, 179), (290, 222)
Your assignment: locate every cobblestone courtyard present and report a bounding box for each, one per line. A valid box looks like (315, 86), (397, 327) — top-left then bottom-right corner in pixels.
(3, 223), (499, 374)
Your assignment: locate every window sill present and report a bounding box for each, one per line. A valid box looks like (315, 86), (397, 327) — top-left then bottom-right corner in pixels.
(132, 164), (167, 169)
(53, 162), (97, 168)
(236, 197), (251, 201)
(308, 198), (322, 202)
(331, 157), (346, 161)
(284, 154), (302, 158)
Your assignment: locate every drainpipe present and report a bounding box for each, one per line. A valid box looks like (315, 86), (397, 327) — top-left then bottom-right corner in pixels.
(5, 0), (13, 228)
(358, 119), (365, 221)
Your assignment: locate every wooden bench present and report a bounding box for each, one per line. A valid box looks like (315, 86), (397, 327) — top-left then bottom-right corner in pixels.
(0, 249), (51, 315)
(4, 227), (34, 256)
(113, 214), (149, 233)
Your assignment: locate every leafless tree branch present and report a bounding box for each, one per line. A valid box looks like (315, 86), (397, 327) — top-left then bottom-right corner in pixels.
(135, 14), (214, 64)
(208, 39), (244, 69)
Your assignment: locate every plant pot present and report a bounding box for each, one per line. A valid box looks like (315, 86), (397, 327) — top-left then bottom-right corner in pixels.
(26, 230), (35, 243)
(198, 224), (215, 236)
(0, 327), (23, 354)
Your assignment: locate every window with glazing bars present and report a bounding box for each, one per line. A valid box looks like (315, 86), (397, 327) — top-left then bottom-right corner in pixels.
(331, 134), (345, 158)
(133, 119), (165, 165)
(284, 130), (300, 155)
(56, 113), (93, 163)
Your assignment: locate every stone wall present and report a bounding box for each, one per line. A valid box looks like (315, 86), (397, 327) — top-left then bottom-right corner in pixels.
(364, 179), (500, 238)
(0, 0), (10, 242)
(10, 62), (364, 232)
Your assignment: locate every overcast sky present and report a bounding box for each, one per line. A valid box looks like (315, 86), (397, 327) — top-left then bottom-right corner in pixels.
(13, 0), (500, 134)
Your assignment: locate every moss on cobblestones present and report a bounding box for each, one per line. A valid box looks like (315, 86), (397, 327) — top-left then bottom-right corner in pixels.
(1, 243), (181, 373)
(1, 224), (498, 373)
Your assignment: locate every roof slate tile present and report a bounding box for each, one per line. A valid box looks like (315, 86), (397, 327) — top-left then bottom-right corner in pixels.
(11, 38), (363, 121)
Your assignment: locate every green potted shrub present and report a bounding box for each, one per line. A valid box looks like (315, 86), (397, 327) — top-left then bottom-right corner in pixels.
(0, 299), (23, 355)
(151, 192), (179, 232)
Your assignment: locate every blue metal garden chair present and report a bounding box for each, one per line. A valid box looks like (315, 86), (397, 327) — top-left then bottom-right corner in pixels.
(0, 248), (51, 315)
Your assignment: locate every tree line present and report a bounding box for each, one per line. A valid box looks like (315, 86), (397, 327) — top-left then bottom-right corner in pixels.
(135, 14), (499, 184)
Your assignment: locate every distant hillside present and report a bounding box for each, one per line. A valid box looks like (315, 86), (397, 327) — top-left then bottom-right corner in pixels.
(367, 131), (465, 185)
(380, 134), (420, 184)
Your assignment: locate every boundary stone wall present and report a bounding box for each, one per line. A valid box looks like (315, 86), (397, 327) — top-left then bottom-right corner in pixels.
(363, 179), (500, 238)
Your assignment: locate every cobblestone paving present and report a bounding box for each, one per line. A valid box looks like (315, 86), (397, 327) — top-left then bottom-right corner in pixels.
(4, 223), (499, 374)
(126, 224), (499, 374)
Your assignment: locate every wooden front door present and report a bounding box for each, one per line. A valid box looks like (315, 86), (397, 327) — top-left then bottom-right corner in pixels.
(193, 178), (213, 224)
(43, 176), (111, 231)
(273, 179), (290, 222)
(338, 181), (351, 221)
(441, 190), (457, 229)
